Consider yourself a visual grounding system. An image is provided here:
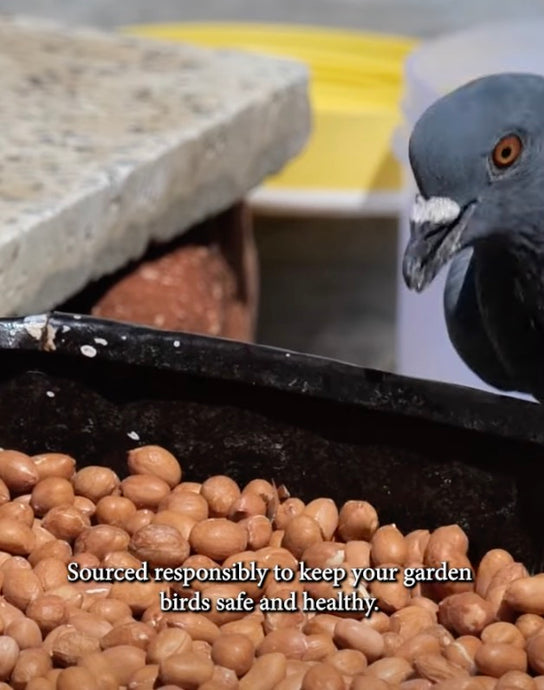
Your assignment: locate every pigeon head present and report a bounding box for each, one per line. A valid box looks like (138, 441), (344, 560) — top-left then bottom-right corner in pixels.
(403, 72), (544, 292)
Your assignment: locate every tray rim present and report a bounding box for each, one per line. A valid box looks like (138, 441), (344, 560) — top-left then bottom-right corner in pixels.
(0, 310), (543, 447)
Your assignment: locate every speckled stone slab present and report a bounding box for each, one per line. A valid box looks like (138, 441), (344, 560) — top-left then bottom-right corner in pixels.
(0, 15), (310, 315)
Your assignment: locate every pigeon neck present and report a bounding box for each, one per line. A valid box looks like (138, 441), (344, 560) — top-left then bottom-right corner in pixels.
(473, 240), (544, 395)
(475, 234), (543, 285)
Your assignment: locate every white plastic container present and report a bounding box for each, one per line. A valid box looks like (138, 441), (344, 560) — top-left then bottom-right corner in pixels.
(393, 20), (544, 399)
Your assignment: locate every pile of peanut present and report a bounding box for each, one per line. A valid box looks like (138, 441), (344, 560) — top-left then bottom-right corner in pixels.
(0, 446), (541, 689)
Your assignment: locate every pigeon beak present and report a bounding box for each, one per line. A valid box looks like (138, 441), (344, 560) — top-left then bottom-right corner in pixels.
(402, 195), (476, 292)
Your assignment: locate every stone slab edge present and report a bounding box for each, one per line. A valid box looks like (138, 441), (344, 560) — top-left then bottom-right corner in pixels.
(0, 15), (311, 315)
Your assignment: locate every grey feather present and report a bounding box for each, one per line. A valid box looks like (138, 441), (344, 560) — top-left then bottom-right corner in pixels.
(444, 249), (514, 392)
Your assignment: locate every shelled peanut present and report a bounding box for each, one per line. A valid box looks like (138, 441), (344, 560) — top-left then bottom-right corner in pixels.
(0, 446), (540, 688)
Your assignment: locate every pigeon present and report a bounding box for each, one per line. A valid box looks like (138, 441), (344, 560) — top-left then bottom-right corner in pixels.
(402, 72), (544, 402)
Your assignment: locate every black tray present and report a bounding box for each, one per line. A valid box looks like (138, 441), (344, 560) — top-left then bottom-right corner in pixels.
(1, 311), (544, 568)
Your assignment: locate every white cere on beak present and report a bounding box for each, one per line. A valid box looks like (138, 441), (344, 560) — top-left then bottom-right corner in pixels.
(410, 195), (461, 226)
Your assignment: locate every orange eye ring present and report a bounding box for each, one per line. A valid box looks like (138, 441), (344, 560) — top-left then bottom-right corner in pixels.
(492, 134), (523, 169)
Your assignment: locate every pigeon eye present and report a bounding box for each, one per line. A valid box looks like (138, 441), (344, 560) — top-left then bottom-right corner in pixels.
(491, 134), (522, 169)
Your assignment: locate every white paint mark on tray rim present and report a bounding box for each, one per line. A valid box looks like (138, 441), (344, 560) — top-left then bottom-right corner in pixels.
(23, 314), (47, 341)
(80, 345), (97, 358)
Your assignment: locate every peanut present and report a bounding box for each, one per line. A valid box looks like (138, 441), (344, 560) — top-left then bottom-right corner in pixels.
(127, 446), (182, 488)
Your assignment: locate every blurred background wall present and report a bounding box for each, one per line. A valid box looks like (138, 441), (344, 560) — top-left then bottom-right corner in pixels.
(2, 0), (544, 36)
